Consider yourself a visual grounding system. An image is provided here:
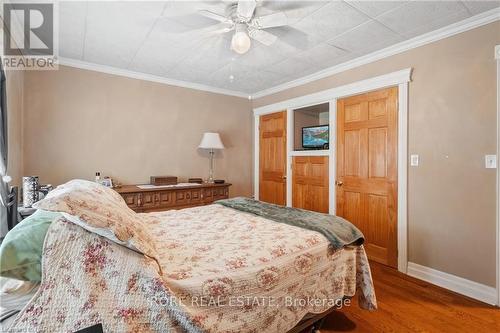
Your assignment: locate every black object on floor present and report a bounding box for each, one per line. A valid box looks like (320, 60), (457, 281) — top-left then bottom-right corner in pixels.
(74, 323), (104, 333)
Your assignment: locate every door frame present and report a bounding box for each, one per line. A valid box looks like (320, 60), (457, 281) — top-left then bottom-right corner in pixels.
(495, 44), (500, 306)
(253, 68), (412, 273)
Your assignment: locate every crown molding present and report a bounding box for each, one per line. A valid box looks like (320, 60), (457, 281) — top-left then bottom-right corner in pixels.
(57, 58), (251, 99)
(251, 7), (500, 99)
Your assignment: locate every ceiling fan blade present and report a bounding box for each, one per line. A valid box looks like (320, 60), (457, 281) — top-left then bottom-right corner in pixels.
(248, 29), (278, 46)
(237, 0), (257, 20)
(251, 12), (288, 29)
(266, 26), (312, 50)
(262, 1), (323, 12)
(198, 10), (230, 23)
(208, 24), (235, 35)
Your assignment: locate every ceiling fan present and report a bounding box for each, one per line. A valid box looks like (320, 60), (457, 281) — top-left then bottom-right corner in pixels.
(197, 0), (289, 54)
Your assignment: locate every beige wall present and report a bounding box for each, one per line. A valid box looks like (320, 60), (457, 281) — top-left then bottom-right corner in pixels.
(23, 66), (253, 197)
(6, 69), (24, 187)
(254, 22), (500, 287)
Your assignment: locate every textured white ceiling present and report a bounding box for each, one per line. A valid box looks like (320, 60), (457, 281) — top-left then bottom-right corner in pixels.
(58, 1), (500, 95)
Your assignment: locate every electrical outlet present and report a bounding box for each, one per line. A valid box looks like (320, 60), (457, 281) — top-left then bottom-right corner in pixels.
(410, 154), (419, 167)
(485, 155), (497, 169)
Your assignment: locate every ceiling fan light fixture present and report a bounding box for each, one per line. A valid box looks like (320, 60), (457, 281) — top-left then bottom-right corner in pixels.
(231, 24), (251, 54)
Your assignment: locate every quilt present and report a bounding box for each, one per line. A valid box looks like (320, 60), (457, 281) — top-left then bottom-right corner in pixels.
(9, 204), (376, 333)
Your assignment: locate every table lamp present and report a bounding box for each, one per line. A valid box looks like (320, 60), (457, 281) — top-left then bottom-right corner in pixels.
(198, 132), (225, 183)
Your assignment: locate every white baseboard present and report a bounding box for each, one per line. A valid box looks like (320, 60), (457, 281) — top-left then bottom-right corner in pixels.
(407, 262), (498, 306)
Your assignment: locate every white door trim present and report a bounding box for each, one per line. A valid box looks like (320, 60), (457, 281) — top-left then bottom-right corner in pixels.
(329, 100), (337, 216)
(286, 109), (293, 207)
(253, 68), (412, 273)
(253, 115), (260, 200)
(397, 82), (409, 273)
(495, 44), (500, 306)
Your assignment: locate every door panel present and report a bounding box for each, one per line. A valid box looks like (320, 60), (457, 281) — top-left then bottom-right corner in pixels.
(368, 128), (388, 178)
(259, 111), (287, 205)
(343, 191), (361, 226)
(309, 157), (329, 213)
(344, 130), (361, 176)
(292, 156), (308, 209)
(336, 87), (398, 268)
(292, 156), (329, 213)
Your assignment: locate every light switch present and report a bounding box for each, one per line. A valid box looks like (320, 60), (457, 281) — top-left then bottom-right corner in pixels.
(410, 154), (419, 166)
(485, 155), (497, 169)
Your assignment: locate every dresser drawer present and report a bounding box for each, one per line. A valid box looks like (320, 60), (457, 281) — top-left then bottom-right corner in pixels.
(139, 192), (156, 209)
(122, 193), (139, 209)
(213, 187), (229, 200)
(174, 189), (203, 206)
(189, 189), (203, 204)
(122, 192), (158, 210)
(203, 188), (214, 203)
(174, 190), (190, 206)
(157, 191), (174, 207)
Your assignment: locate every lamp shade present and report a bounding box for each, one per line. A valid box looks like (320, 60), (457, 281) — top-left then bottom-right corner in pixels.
(198, 132), (225, 150)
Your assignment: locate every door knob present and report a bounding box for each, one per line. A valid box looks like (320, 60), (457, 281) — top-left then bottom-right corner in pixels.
(336, 180), (343, 186)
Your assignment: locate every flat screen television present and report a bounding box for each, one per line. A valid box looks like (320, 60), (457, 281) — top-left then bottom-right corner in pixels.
(302, 125), (329, 149)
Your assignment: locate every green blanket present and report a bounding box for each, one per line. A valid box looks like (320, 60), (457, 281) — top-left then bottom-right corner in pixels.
(216, 197), (364, 249)
(0, 210), (61, 281)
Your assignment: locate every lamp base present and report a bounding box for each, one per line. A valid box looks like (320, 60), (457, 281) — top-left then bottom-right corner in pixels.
(207, 149), (215, 184)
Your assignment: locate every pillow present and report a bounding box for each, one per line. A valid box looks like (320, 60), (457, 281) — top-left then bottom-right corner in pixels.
(61, 213), (142, 254)
(32, 179), (158, 261)
(0, 210), (61, 281)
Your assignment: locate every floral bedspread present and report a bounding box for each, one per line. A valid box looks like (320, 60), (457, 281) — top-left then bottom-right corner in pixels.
(9, 204), (376, 333)
(8, 218), (200, 333)
(144, 204), (377, 332)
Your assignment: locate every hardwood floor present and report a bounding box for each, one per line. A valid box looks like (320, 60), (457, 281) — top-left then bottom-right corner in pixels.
(322, 262), (500, 332)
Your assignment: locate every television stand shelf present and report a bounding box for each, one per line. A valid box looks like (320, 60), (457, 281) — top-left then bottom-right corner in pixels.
(290, 150), (330, 157)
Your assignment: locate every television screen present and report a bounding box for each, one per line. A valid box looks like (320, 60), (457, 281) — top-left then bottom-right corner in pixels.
(302, 125), (329, 149)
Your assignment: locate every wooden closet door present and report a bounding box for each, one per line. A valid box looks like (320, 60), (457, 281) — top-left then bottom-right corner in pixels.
(336, 87), (398, 268)
(259, 111), (287, 205)
(292, 156), (329, 213)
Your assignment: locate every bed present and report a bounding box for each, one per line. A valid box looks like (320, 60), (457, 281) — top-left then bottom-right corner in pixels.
(4, 180), (376, 333)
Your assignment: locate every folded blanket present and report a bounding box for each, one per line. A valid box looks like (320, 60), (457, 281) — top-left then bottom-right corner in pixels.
(216, 197), (364, 249)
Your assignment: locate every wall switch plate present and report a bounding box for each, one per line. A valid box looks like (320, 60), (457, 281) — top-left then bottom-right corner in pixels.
(410, 154), (419, 166)
(485, 155), (497, 169)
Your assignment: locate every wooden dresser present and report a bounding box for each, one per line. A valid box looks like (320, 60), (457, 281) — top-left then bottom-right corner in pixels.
(115, 183), (231, 213)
